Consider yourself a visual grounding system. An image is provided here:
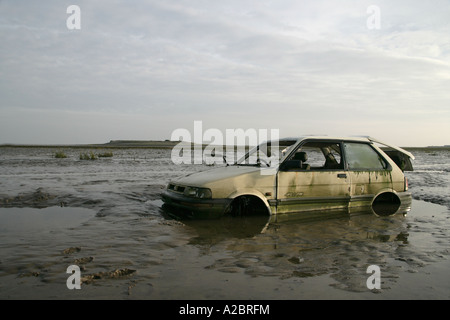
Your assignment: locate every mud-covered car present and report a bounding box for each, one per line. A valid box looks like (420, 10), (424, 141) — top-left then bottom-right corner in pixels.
(161, 136), (414, 219)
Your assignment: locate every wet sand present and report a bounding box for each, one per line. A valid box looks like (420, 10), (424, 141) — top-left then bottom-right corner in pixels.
(0, 147), (449, 299)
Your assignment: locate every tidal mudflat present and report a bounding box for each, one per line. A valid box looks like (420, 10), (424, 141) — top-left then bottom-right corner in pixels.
(0, 146), (449, 299)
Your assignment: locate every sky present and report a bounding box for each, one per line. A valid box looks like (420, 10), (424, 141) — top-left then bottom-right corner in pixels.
(1, 0), (449, 147)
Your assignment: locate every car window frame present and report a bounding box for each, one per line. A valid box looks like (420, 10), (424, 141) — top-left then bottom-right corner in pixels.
(342, 141), (391, 171)
(281, 139), (346, 172)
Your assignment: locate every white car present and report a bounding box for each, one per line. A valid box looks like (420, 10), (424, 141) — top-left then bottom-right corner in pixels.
(161, 136), (414, 219)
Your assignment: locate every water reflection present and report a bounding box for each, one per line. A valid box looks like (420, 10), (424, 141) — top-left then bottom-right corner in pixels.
(0, 206), (95, 233)
(172, 208), (415, 292)
(163, 205), (410, 246)
(183, 215), (272, 245)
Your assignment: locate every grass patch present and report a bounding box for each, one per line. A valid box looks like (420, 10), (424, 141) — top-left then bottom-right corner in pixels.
(54, 151), (67, 159)
(79, 151), (98, 160)
(79, 151), (114, 160)
(98, 151), (113, 157)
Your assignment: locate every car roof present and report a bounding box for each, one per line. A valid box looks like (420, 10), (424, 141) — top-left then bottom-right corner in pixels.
(273, 136), (414, 160)
(296, 136), (369, 142)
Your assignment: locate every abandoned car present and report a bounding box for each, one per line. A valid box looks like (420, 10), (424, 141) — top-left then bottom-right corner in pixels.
(161, 136), (414, 219)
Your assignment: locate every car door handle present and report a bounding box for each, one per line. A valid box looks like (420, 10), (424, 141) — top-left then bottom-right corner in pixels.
(337, 173), (347, 178)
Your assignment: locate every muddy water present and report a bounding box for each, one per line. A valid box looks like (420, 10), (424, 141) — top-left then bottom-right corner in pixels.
(0, 147), (449, 299)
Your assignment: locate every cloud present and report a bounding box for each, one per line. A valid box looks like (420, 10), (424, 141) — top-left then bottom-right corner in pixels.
(0, 0), (449, 146)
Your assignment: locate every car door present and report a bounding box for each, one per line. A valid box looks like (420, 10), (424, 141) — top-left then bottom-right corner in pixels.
(342, 141), (393, 210)
(276, 140), (350, 214)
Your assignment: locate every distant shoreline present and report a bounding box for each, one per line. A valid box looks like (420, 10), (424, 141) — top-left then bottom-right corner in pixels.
(0, 140), (180, 149)
(0, 140), (449, 151)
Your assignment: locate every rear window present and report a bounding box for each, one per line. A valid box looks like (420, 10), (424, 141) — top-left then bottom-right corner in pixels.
(344, 142), (387, 170)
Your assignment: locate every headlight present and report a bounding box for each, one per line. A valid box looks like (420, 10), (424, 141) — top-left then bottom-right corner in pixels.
(184, 187), (212, 199)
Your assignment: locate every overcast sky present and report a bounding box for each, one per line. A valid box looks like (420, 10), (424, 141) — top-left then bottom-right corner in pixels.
(1, 0), (449, 147)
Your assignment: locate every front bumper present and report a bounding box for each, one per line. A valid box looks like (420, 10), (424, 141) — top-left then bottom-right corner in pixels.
(161, 190), (232, 219)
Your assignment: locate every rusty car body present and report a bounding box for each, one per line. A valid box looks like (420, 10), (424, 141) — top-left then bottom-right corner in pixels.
(161, 136), (414, 219)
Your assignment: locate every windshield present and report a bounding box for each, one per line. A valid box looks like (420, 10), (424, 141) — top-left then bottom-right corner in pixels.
(235, 139), (298, 166)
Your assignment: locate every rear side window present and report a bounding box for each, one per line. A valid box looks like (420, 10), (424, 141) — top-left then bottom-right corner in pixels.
(344, 142), (387, 170)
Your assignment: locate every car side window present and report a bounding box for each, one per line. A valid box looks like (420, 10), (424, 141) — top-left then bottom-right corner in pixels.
(286, 142), (344, 170)
(343, 142), (387, 170)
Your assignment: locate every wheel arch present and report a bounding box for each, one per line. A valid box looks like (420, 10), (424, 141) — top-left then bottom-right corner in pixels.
(226, 189), (272, 216)
(370, 190), (402, 217)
